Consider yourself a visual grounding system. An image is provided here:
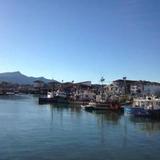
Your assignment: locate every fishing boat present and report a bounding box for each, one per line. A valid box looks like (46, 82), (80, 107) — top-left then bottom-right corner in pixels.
(81, 101), (121, 111)
(81, 102), (96, 111)
(39, 91), (68, 104)
(124, 97), (160, 118)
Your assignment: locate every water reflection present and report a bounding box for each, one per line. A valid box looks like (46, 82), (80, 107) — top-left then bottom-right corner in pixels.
(48, 104), (82, 126)
(49, 104), (82, 115)
(0, 94), (31, 100)
(130, 117), (160, 134)
(48, 104), (123, 124)
(93, 110), (123, 125)
(91, 110), (123, 144)
(1, 96), (160, 160)
(39, 102), (160, 137)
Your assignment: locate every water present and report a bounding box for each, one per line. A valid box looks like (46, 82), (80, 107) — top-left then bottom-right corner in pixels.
(0, 95), (160, 160)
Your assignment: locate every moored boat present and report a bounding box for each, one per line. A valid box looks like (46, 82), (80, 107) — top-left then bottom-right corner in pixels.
(81, 102), (96, 111)
(124, 97), (160, 118)
(81, 101), (121, 111)
(39, 91), (68, 104)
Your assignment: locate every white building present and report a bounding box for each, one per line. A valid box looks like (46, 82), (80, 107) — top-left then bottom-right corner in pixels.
(75, 89), (95, 101)
(33, 80), (45, 88)
(104, 84), (120, 95)
(143, 83), (160, 95)
(130, 83), (143, 94)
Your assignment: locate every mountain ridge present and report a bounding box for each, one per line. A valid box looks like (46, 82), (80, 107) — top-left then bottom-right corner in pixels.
(0, 71), (56, 84)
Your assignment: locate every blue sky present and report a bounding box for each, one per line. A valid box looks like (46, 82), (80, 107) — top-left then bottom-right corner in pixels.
(0, 0), (160, 83)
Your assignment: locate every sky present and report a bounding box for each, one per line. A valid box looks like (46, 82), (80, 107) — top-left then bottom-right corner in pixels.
(0, 0), (160, 83)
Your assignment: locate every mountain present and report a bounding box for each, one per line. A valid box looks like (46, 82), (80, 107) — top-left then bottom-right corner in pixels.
(0, 71), (56, 84)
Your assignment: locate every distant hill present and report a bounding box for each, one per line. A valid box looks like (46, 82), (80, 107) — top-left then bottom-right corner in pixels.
(0, 71), (56, 84)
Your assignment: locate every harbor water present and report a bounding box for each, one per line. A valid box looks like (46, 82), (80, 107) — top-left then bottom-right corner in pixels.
(0, 95), (160, 160)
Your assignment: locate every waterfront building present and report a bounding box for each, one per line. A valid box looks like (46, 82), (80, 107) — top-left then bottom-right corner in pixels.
(33, 80), (45, 88)
(142, 81), (160, 95)
(113, 79), (137, 95)
(104, 84), (120, 95)
(76, 81), (92, 87)
(113, 79), (160, 96)
(130, 81), (160, 96)
(130, 81), (143, 95)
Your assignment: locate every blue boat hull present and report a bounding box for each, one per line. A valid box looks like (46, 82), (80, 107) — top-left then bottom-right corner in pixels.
(124, 107), (150, 117)
(124, 106), (160, 118)
(132, 108), (150, 117)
